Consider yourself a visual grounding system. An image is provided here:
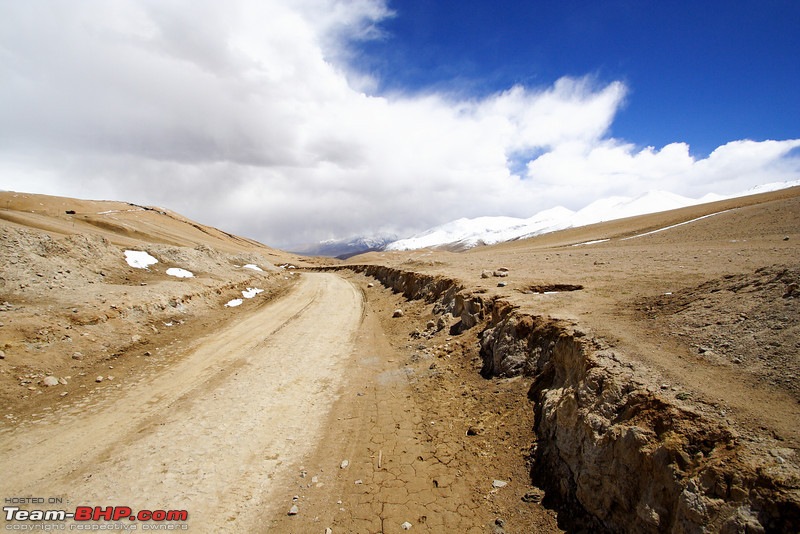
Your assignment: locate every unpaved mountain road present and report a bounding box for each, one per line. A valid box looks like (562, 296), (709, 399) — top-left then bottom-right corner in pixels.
(0, 273), (366, 531)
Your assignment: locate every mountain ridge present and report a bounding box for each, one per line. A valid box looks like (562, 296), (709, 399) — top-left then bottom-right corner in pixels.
(385, 180), (800, 252)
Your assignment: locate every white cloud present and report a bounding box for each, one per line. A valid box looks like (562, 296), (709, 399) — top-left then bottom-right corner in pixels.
(1, 0), (798, 248)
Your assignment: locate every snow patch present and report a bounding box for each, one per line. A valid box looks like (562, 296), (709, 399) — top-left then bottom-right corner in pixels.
(166, 267), (194, 278)
(622, 210), (732, 240)
(242, 287), (264, 299)
(224, 299), (243, 308)
(243, 264), (263, 272)
(124, 250), (158, 269)
(572, 239), (610, 247)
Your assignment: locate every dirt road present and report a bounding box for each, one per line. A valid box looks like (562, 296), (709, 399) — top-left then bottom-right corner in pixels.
(0, 273), (364, 531)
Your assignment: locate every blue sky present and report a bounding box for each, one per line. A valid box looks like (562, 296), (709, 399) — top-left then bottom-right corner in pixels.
(357, 0), (799, 157)
(1, 0), (798, 247)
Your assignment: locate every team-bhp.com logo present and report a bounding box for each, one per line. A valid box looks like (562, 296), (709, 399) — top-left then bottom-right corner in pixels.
(4, 506), (188, 530)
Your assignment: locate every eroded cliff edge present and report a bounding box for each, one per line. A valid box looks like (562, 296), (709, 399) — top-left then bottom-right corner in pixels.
(320, 264), (800, 533)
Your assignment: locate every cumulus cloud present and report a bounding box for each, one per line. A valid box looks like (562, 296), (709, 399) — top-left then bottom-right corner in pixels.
(1, 0), (798, 247)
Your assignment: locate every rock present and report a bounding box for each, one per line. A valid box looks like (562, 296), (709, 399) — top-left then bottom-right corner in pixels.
(367, 283), (374, 288)
(72, 352), (83, 360)
(522, 488), (545, 503)
(497, 282), (507, 287)
(401, 521), (413, 530)
(42, 376), (59, 387)
(720, 506), (766, 534)
(288, 505), (299, 516)
(678, 485), (708, 523)
(492, 480), (508, 488)
(0, 350), (5, 359)
(493, 271), (509, 278)
(481, 270), (491, 279)
(426, 320), (436, 330)
(466, 426), (483, 436)
(784, 282), (799, 298)
(95, 376), (104, 383)
(392, 309), (404, 318)
(340, 459), (349, 469)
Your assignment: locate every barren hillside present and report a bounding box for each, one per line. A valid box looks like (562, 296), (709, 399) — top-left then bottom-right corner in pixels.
(0, 191), (314, 417)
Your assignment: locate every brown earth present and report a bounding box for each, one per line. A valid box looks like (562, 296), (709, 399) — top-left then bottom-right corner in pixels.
(0, 187), (798, 532)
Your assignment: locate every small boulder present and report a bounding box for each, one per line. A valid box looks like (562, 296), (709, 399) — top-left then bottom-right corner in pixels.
(392, 309), (404, 318)
(784, 283), (799, 298)
(522, 488), (545, 503)
(42, 376), (60, 387)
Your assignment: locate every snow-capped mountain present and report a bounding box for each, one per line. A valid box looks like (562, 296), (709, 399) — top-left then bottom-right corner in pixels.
(385, 181), (800, 251)
(295, 181), (798, 256)
(293, 234), (398, 259)
(385, 206), (575, 251)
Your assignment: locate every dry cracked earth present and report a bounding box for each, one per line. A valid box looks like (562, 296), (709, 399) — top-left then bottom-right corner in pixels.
(1, 187), (799, 532)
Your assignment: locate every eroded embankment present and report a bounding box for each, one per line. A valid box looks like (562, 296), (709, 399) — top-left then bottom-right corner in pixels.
(321, 264), (800, 533)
